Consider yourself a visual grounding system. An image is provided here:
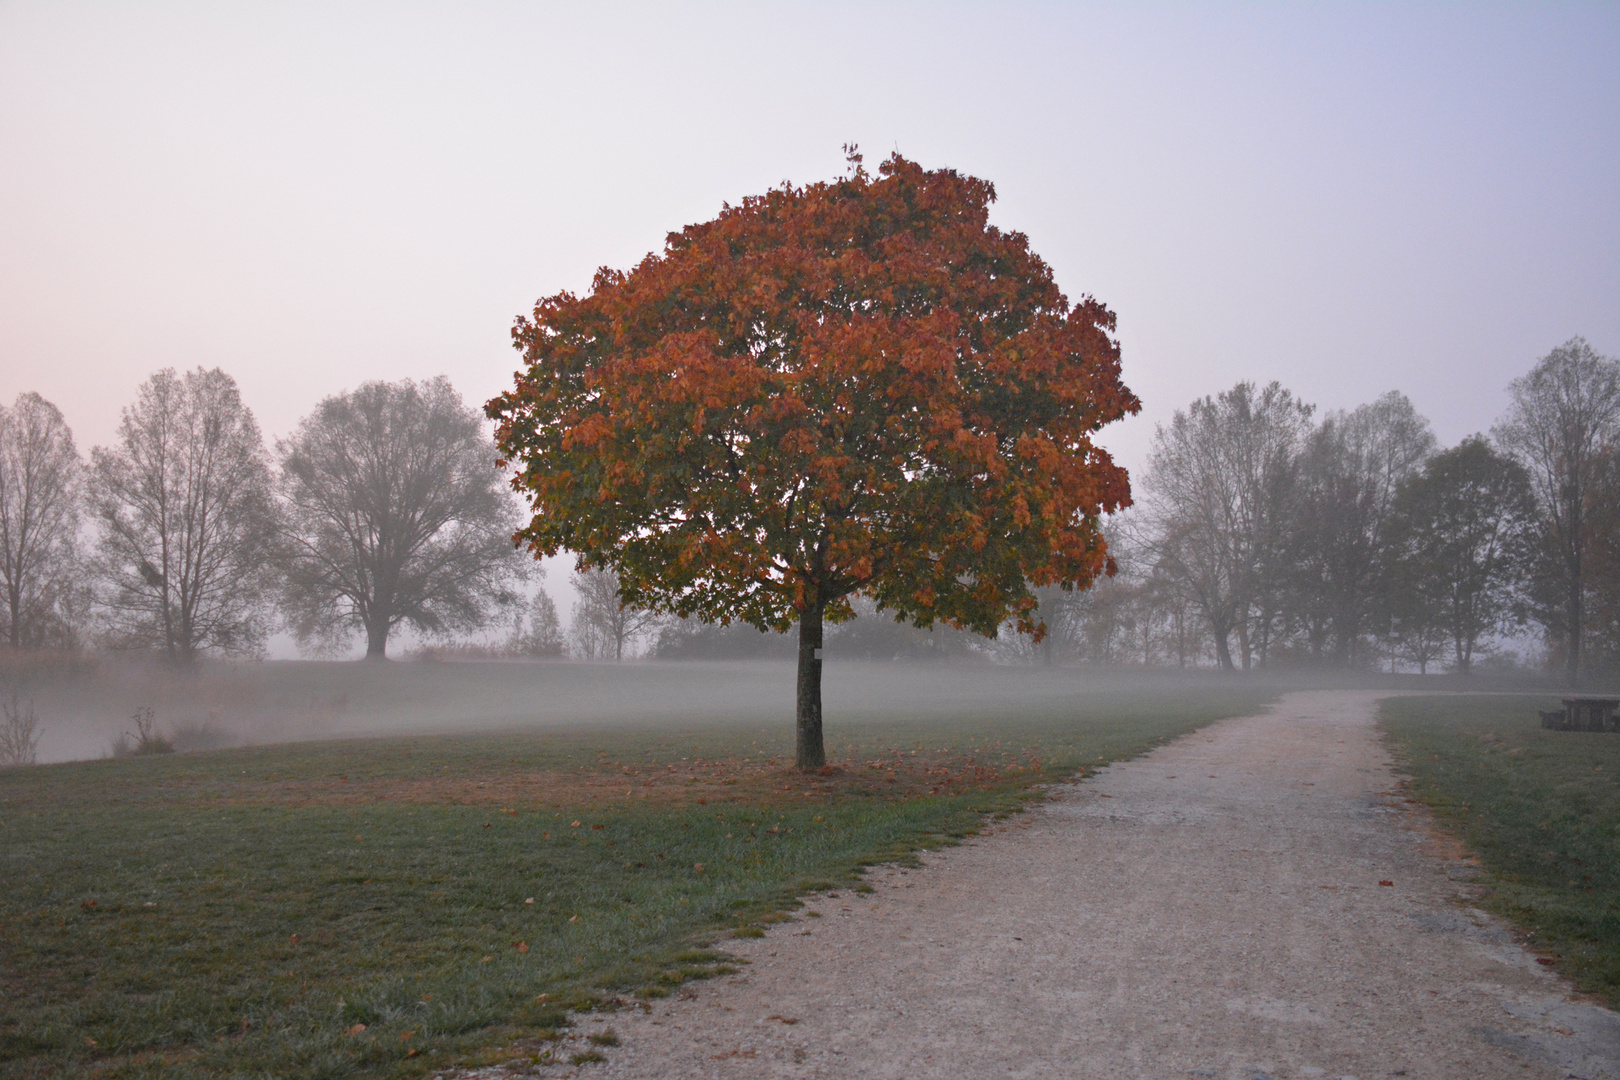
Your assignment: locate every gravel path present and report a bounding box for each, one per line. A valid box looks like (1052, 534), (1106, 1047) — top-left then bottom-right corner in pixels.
(483, 690), (1620, 1079)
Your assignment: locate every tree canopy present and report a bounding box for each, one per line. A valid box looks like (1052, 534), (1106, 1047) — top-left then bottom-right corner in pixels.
(89, 368), (277, 661)
(489, 151), (1137, 767)
(0, 393), (82, 650)
(1386, 435), (1536, 675)
(277, 378), (523, 660)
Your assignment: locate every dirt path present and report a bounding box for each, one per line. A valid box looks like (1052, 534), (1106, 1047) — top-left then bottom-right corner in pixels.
(497, 690), (1620, 1079)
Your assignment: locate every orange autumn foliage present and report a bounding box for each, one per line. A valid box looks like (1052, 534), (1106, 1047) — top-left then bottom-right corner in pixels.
(488, 151), (1136, 642)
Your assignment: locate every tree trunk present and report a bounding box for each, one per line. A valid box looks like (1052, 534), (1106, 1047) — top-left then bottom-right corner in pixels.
(796, 602), (825, 771)
(365, 619), (390, 661)
(1212, 621), (1235, 671)
(1568, 569), (1583, 687)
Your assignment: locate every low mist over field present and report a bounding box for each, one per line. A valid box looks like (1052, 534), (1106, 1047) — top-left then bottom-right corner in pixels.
(13, 650), (1564, 769)
(11, 656), (1218, 766)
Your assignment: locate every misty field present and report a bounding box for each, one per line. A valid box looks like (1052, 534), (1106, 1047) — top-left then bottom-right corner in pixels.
(1381, 694), (1620, 1007)
(0, 664), (1271, 1079)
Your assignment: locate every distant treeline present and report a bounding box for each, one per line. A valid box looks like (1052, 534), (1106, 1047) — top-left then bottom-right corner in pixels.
(1064, 337), (1620, 680)
(1, 338), (1616, 678)
(0, 371), (530, 665)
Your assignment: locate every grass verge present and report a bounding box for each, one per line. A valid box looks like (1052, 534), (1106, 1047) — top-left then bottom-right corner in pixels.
(2, 679), (1271, 1078)
(1380, 694), (1620, 1007)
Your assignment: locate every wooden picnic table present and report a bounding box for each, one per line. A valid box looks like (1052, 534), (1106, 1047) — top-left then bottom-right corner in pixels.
(1559, 697), (1620, 732)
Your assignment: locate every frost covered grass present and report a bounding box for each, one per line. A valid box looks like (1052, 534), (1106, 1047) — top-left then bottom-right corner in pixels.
(0, 676), (1270, 1078)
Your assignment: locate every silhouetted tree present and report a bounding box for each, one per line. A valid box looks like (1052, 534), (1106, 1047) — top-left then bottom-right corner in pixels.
(1584, 446), (1620, 672)
(1142, 381), (1312, 670)
(277, 378), (523, 660)
(569, 566), (662, 661)
(1385, 436), (1536, 675)
(1290, 392), (1435, 665)
(0, 393), (83, 650)
(511, 587), (564, 657)
(1495, 338), (1620, 683)
(89, 368), (277, 661)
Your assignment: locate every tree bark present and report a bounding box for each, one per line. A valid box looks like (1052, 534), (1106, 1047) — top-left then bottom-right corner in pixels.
(1212, 618), (1235, 671)
(796, 602), (825, 771)
(365, 619), (390, 661)
(1568, 565), (1583, 687)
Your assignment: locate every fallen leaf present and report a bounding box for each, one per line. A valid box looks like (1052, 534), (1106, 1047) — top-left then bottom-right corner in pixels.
(592, 824), (604, 831)
(1098, 794), (1112, 799)
(481, 955), (493, 962)
(694, 863), (705, 872)
(515, 941), (529, 953)
(524, 897), (535, 905)
(1537, 957), (1557, 966)
(289, 934), (300, 945)
(569, 914), (578, 923)
(1378, 880), (1394, 887)
(406, 1048), (419, 1058)
(400, 1030), (414, 1040)
(571, 821), (581, 828)
(346, 1024), (367, 1036)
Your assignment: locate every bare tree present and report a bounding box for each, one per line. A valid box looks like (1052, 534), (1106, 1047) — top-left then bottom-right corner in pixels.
(1291, 392), (1435, 665)
(89, 368), (277, 661)
(1494, 338), (1620, 684)
(276, 377), (523, 660)
(0, 689), (43, 766)
(0, 393), (83, 650)
(1142, 381), (1313, 670)
(570, 565), (662, 661)
(1034, 518), (1170, 666)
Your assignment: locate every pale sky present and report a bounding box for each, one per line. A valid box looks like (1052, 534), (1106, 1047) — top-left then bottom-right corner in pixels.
(3, 1), (1617, 482)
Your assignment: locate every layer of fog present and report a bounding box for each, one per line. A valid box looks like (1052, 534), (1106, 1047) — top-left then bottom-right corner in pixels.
(11, 654), (1560, 767)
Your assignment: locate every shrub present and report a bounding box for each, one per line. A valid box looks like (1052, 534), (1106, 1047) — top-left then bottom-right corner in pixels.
(0, 690), (42, 766)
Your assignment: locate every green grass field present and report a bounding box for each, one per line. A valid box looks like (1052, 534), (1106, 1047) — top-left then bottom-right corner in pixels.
(1381, 694), (1620, 1007)
(0, 673), (1271, 1079)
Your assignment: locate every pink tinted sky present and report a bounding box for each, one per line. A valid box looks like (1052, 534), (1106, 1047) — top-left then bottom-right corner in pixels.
(2, 1), (1616, 475)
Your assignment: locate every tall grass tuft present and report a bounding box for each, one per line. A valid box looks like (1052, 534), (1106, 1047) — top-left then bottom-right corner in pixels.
(112, 705), (173, 756)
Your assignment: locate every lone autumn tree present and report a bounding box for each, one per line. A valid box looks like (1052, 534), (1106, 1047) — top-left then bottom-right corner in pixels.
(489, 152), (1138, 769)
